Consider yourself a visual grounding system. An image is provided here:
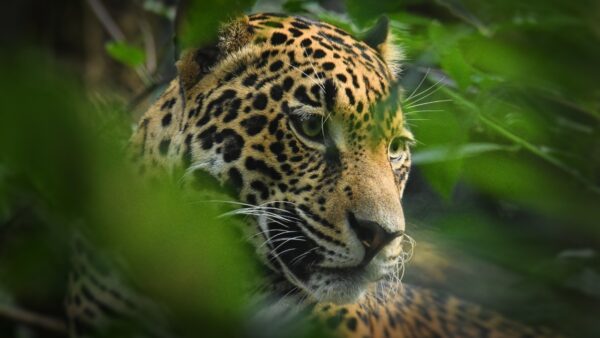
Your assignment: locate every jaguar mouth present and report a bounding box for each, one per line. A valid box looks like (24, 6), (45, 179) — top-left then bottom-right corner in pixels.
(311, 262), (389, 284)
(255, 211), (403, 304)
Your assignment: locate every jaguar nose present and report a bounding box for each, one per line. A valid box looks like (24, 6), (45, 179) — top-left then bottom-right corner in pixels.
(347, 212), (403, 267)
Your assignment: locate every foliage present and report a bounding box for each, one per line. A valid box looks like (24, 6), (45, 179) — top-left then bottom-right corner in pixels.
(281, 0), (600, 335)
(0, 52), (262, 337)
(105, 41), (147, 68)
(1, 0), (600, 337)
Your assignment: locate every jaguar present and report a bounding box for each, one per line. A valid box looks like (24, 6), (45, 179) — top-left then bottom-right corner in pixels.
(66, 12), (559, 338)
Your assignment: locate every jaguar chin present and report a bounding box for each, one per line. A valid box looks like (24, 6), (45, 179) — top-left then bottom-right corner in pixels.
(306, 258), (404, 304)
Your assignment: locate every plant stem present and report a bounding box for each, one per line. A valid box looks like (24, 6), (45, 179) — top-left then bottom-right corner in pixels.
(442, 87), (600, 195)
(0, 304), (67, 334)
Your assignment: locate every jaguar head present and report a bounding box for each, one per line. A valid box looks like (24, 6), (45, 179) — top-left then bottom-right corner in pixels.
(181, 13), (413, 304)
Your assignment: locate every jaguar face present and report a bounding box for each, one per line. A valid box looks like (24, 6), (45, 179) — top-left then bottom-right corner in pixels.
(256, 103), (413, 304)
(177, 13), (413, 304)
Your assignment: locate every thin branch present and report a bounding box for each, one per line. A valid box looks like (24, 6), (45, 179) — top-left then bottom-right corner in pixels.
(85, 0), (125, 42)
(140, 18), (157, 75)
(441, 87), (600, 195)
(479, 114), (600, 194)
(85, 0), (151, 85)
(0, 304), (67, 334)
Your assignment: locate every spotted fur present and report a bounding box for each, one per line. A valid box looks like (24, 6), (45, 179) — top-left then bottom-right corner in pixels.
(70, 13), (559, 338)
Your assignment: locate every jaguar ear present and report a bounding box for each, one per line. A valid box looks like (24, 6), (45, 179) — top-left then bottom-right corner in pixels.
(176, 46), (219, 90)
(362, 16), (390, 52)
(176, 16), (253, 90)
(217, 16), (254, 56)
(362, 16), (403, 78)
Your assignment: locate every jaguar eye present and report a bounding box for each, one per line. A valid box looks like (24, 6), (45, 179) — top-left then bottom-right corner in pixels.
(301, 116), (322, 137)
(388, 136), (407, 161)
(290, 113), (325, 143)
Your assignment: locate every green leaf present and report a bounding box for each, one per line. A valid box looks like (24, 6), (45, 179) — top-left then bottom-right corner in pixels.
(345, 0), (405, 27)
(411, 108), (468, 200)
(463, 152), (600, 230)
(439, 47), (474, 91)
(0, 52), (93, 216)
(412, 143), (517, 165)
(105, 41), (146, 68)
(282, 0), (310, 13)
(434, 0), (490, 35)
(419, 158), (462, 200)
(565, 268), (600, 298)
(0, 165), (9, 222)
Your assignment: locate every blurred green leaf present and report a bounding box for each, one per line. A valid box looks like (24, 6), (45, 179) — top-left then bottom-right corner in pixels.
(412, 142), (517, 165)
(439, 48), (473, 91)
(411, 109), (467, 199)
(0, 283), (15, 305)
(463, 151), (600, 230)
(0, 52), (92, 216)
(0, 165), (10, 222)
(345, 0), (405, 26)
(282, 0), (310, 13)
(105, 41), (146, 68)
(565, 268), (600, 298)
(0, 49), (261, 336)
(434, 0), (490, 35)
